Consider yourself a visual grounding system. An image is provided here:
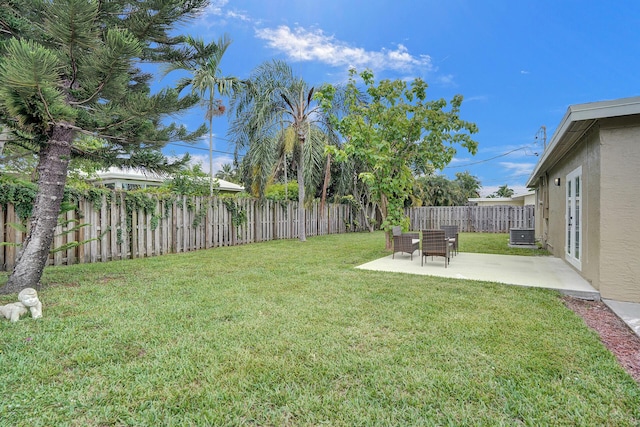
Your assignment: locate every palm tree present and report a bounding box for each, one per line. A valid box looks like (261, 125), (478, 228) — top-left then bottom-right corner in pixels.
(214, 162), (238, 183)
(488, 184), (514, 198)
(163, 34), (241, 196)
(229, 60), (337, 241)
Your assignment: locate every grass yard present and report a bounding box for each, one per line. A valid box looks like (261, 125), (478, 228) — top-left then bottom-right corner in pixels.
(459, 232), (550, 255)
(1, 232), (639, 426)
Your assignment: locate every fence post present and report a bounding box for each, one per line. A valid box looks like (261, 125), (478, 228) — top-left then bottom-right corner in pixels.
(4, 204), (17, 271)
(0, 204), (5, 270)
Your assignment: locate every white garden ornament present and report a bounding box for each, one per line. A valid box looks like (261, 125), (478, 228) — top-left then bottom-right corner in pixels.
(0, 288), (42, 322)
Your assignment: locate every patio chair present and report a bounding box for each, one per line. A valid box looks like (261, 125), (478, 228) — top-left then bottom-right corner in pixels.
(392, 226), (419, 260)
(440, 225), (459, 256)
(421, 229), (450, 268)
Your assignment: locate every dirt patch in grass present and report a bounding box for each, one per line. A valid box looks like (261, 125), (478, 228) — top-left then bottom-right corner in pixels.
(563, 296), (640, 383)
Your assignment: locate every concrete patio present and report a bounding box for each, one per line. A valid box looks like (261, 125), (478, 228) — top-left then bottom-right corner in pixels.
(357, 251), (640, 337)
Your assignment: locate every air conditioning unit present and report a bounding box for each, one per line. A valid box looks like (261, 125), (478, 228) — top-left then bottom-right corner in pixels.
(509, 228), (535, 245)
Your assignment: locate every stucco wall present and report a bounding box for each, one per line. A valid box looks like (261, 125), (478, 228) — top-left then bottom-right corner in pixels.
(598, 117), (640, 302)
(545, 128), (601, 293)
(523, 193), (536, 206)
(474, 199), (523, 207)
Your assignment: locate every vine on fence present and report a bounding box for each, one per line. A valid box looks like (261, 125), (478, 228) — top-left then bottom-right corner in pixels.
(0, 180), (249, 234)
(0, 177), (37, 220)
(0, 198), (108, 254)
(222, 198), (247, 228)
(192, 206), (207, 228)
(124, 191), (165, 232)
(0, 176), (114, 219)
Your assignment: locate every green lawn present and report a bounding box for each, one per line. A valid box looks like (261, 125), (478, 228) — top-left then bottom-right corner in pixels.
(459, 232), (550, 255)
(1, 232), (638, 426)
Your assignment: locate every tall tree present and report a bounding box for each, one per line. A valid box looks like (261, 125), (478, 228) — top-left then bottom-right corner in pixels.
(162, 34), (240, 196)
(317, 69), (478, 249)
(454, 171), (481, 201)
(414, 174), (460, 207)
(0, 0), (208, 294)
(229, 60), (336, 242)
(413, 171), (482, 206)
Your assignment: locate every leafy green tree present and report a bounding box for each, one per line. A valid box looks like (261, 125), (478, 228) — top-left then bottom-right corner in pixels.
(414, 174), (460, 206)
(162, 34), (240, 196)
(0, 144), (38, 181)
(0, 0), (208, 293)
(163, 164), (214, 196)
(229, 60), (337, 242)
(265, 181), (299, 201)
(454, 171), (481, 201)
(317, 69), (478, 249)
(413, 171), (481, 206)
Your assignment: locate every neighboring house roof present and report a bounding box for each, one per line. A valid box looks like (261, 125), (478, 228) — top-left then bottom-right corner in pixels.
(526, 96), (640, 187)
(469, 191), (535, 205)
(93, 167), (244, 192)
(215, 179), (244, 192)
(95, 167), (165, 184)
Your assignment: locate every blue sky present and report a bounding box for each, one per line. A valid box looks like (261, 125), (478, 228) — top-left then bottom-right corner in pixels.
(161, 0), (640, 196)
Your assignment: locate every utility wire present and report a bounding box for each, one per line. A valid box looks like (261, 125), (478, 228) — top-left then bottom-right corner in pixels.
(166, 141), (240, 157)
(480, 172), (535, 185)
(445, 126), (545, 169)
(443, 145), (537, 169)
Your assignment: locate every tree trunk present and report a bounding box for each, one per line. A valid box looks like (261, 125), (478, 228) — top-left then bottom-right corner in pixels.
(2, 126), (73, 294)
(297, 145), (306, 242)
(320, 153), (331, 212)
(379, 194), (392, 250)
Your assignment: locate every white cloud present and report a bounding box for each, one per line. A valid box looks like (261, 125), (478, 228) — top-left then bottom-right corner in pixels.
(499, 161), (536, 178)
(205, 0), (228, 15)
(226, 10), (252, 22)
(254, 25), (434, 74)
(167, 153), (233, 175)
(479, 184), (531, 198)
(436, 74), (456, 86)
(464, 95), (488, 102)
(199, 0), (254, 27)
(188, 154), (234, 175)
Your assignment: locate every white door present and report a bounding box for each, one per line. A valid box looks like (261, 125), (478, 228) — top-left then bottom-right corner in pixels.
(565, 166), (582, 270)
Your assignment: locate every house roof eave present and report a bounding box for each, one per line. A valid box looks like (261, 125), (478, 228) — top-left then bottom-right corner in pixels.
(526, 95), (640, 187)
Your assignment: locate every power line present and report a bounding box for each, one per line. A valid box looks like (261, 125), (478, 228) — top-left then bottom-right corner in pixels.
(165, 141), (239, 157)
(480, 172), (534, 185)
(443, 146), (533, 169)
(444, 125), (546, 170)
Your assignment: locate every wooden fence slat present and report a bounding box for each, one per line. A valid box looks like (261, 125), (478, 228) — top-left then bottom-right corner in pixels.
(100, 195), (108, 262)
(145, 208), (152, 257)
(405, 205), (534, 233)
(89, 200), (99, 263)
(109, 196), (117, 262)
(0, 204), (4, 270)
(119, 193), (128, 260)
(131, 209), (138, 259)
(53, 212), (64, 266)
(4, 205), (16, 271)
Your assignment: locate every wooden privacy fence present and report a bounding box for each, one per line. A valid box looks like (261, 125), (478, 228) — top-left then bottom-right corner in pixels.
(0, 194), (366, 271)
(407, 205), (534, 233)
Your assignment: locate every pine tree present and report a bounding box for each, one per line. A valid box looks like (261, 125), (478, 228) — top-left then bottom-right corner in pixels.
(0, 0), (209, 293)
